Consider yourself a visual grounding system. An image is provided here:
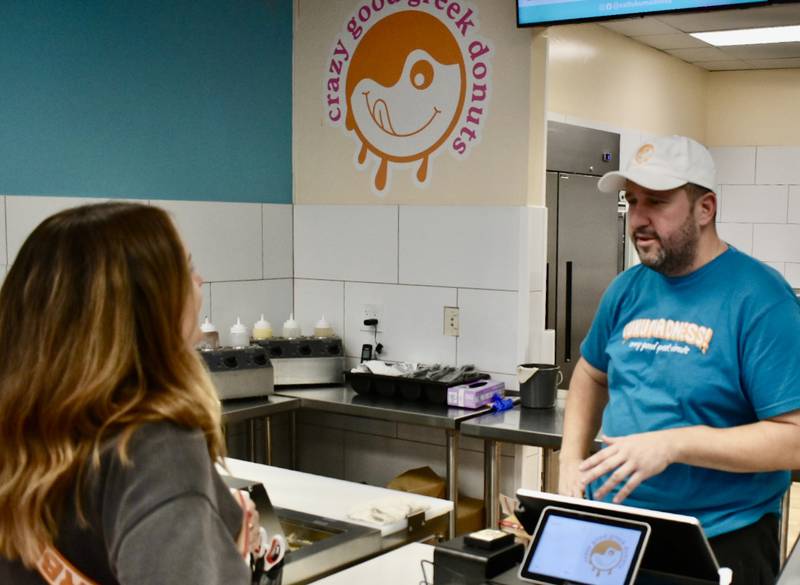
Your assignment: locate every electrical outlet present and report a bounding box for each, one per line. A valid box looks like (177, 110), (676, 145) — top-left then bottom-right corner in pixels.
(444, 306), (459, 337)
(360, 304), (383, 332)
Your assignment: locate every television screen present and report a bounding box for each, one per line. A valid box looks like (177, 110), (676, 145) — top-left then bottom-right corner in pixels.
(517, 0), (770, 27)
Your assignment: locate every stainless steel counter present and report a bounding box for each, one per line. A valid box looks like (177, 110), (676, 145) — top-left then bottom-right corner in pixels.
(221, 395), (300, 465)
(275, 385), (496, 537)
(221, 394), (299, 424)
(460, 393), (602, 530)
(276, 386), (493, 429)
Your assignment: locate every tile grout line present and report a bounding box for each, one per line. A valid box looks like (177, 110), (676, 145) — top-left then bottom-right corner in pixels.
(455, 288), (459, 366)
(291, 203), (296, 317)
(396, 205), (400, 285)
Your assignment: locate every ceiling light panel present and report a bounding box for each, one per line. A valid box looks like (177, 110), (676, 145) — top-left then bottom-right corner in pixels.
(691, 25), (800, 46)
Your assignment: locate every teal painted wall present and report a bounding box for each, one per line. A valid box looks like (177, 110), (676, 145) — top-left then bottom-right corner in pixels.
(0, 0), (292, 203)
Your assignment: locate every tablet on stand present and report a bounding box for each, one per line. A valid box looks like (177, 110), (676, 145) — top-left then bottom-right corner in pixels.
(514, 490), (721, 585)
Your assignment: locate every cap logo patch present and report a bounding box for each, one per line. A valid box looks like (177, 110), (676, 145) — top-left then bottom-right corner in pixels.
(634, 144), (654, 165)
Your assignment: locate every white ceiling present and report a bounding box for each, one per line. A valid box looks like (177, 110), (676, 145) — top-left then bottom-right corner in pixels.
(599, 2), (800, 70)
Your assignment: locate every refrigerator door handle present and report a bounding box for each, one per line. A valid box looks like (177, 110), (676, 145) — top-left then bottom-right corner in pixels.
(565, 261), (572, 363)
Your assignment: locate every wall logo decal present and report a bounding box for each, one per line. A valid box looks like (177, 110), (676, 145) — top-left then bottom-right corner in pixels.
(324, 1), (492, 194)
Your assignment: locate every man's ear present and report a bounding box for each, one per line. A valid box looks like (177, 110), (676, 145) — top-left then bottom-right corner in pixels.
(696, 191), (717, 227)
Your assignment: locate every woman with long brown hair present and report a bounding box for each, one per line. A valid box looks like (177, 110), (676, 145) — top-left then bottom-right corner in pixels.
(0, 202), (252, 584)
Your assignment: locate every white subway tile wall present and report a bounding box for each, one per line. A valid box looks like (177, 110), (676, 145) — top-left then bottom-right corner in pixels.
(262, 203), (294, 279)
(709, 147), (756, 185)
(719, 185), (788, 224)
(753, 224), (800, 264)
(527, 290), (547, 364)
(458, 289), (519, 374)
(290, 202), (550, 497)
(3, 197), (290, 339)
(755, 147), (800, 185)
(717, 223), (753, 254)
(789, 186), (800, 224)
(483, 371), (519, 391)
(294, 279), (345, 339)
(343, 282), (457, 365)
(156, 200), (264, 283)
(712, 146), (800, 290)
(398, 206), (521, 290)
(209, 279), (293, 346)
(764, 262), (785, 277)
(6, 195), (98, 263)
(527, 206), (548, 292)
(294, 205), (398, 283)
(786, 263), (800, 288)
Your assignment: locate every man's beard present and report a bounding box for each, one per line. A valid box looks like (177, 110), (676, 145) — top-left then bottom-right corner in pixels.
(633, 213), (699, 276)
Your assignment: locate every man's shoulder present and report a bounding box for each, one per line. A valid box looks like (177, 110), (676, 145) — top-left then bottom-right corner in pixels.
(725, 247), (794, 298)
(606, 262), (650, 296)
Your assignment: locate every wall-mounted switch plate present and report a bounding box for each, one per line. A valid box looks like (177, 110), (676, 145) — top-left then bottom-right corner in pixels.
(444, 306), (459, 337)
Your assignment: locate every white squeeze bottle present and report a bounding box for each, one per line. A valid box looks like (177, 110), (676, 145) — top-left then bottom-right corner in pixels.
(199, 316), (220, 350)
(282, 313), (301, 338)
(229, 317), (250, 348)
(314, 315), (333, 338)
(252, 314), (273, 340)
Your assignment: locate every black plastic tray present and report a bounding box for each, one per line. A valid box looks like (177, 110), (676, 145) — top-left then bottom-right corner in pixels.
(345, 370), (489, 404)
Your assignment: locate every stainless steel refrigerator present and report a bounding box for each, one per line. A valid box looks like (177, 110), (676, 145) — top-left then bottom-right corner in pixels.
(545, 122), (625, 386)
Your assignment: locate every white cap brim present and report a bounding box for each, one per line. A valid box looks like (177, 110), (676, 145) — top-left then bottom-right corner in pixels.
(598, 168), (687, 193)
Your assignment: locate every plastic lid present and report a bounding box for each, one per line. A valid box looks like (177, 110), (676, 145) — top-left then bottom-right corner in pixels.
(200, 316), (217, 333)
(315, 315), (330, 329)
(282, 313), (301, 338)
(283, 313), (299, 329)
(230, 317), (248, 334)
(254, 313), (272, 330)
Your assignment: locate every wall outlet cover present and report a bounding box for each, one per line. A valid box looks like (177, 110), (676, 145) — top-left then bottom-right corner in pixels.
(444, 306), (459, 337)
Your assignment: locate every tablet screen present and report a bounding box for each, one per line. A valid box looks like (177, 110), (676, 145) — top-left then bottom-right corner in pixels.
(519, 506), (650, 585)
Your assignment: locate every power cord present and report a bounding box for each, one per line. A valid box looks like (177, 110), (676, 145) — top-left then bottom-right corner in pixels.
(363, 318), (383, 355)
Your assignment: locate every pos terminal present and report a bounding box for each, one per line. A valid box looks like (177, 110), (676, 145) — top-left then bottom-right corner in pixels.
(514, 490), (724, 585)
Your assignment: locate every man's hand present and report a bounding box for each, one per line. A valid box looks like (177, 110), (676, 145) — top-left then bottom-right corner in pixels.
(578, 430), (677, 504)
(558, 457), (586, 498)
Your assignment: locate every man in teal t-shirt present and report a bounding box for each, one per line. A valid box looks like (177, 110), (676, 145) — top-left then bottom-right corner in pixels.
(559, 135), (800, 584)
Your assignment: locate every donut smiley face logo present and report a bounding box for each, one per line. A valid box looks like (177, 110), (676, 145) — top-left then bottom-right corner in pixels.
(344, 11), (466, 191)
(588, 538), (625, 576)
(634, 144), (655, 165)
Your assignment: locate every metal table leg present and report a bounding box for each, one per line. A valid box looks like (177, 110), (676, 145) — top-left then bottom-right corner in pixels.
(265, 416), (273, 466)
(541, 447), (551, 492)
(781, 488), (790, 565)
(484, 439), (501, 529)
(446, 429), (459, 538)
(248, 419), (257, 462)
(290, 411), (297, 470)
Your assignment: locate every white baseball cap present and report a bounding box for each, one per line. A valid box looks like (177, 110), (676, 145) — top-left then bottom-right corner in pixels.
(598, 135), (716, 194)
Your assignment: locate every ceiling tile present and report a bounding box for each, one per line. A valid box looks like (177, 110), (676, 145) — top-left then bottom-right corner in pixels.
(600, 18), (681, 36)
(632, 32), (712, 50)
(665, 46), (731, 61)
(694, 60), (753, 71)
(656, 4), (800, 33)
(745, 57), (800, 69)
(721, 42), (800, 60)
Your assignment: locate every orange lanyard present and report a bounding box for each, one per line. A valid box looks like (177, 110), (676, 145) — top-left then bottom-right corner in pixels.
(36, 544), (98, 585)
